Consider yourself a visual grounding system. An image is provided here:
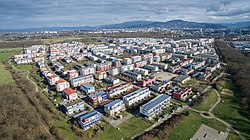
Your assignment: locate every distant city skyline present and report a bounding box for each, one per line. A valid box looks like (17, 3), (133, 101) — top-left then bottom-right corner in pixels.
(0, 0), (250, 29)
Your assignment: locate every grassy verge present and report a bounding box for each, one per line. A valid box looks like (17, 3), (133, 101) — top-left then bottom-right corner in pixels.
(15, 64), (33, 71)
(93, 116), (150, 140)
(0, 63), (15, 85)
(0, 48), (22, 85)
(213, 77), (250, 139)
(192, 90), (217, 111)
(166, 111), (227, 140)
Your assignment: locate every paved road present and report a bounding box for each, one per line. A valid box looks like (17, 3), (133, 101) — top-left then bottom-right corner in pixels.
(189, 88), (245, 140)
(8, 59), (38, 92)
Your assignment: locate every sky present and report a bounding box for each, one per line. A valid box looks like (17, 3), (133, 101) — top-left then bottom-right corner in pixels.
(0, 0), (250, 29)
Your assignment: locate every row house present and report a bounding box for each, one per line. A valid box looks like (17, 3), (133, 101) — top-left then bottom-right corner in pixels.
(67, 70), (79, 80)
(56, 79), (70, 92)
(152, 62), (168, 70)
(150, 80), (172, 93)
(14, 58), (33, 64)
(192, 61), (206, 69)
(60, 98), (85, 115)
(94, 70), (107, 80)
(77, 111), (101, 130)
(104, 99), (126, 116)
(70, 75), (94, 87)
(173, 86), (192, 101)
(120, 64), (135, 73)
(105, 77), (120, 85)
(123, 58), (132, 65)
(80, 66), (96, 76)
(153, 55), (161, 62)
(137, 77), (156, 87)
(123, 70), (142, 80)
(80, 84), (95, 94)
(106, 82), (133, 98)
(123, 87), (151, 107)
(199, 72), (212, 80)
(96, 62), (112, 71)
(134, 68), (149, 76)
(46, 74), (60, 85)
(62, 87), (78, 100)
(140, 94), (171, 120)
(108, 68), (120, 76)
(88, 91), (108, 105)
(134, 60), (148, 68)
(131, 56), (142, 63)
(144, 65), (159, 72)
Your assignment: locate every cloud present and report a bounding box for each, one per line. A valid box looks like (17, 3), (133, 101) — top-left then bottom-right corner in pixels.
(0, 0), (249, 29)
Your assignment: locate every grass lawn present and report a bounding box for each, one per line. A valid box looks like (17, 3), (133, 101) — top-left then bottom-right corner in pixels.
(15, 64), (33, 71)
(92, 116), (150, 140)
(167, 111), (227, 140)
(192, 90), (218, 111)
(213, 93), (250, 139)
(0, 63), (15, 85)
(56, 116), (150, 140)
(213, 77), (250, 139)
(0, 48), (22, 62)
(0, 48), (21, 85)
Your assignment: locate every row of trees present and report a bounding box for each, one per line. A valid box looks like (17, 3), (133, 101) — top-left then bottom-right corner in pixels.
(0, 40), (43, 49)
(215, 40), (250, 118)
(1, 61), (64, 140)
(136, 111), (189, 140)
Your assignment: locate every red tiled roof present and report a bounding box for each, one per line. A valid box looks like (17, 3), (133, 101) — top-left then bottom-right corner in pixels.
(48, 74), (58, 79)
(63, 88), (76, 95)
(56, 79), (67, 84)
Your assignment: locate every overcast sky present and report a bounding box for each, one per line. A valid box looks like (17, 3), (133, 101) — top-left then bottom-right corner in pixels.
(0, 0), (249, 29)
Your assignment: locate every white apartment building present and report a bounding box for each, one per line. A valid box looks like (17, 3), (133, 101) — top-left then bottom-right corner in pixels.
(123, 87), (151, 107)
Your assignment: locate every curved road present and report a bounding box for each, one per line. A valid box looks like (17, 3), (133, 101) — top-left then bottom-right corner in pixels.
(8, 59), (38, 92)
(189, 89), (245, 140)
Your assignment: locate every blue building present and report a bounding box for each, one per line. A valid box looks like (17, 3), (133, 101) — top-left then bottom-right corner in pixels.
(140, 94), (171, 120)
(80, 84), (95, 94)
(78, 110), (101, 130)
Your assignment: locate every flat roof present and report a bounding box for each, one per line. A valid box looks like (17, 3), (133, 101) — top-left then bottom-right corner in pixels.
(141, 94), (171, 110)
(152, 72), (177, 82)
(104, 99), (123, 108)
(78, 110), (98, 120)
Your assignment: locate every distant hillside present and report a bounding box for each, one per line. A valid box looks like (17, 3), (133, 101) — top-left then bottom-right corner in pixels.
(221, 21), (250, 28)
(2, 20), (250, 32)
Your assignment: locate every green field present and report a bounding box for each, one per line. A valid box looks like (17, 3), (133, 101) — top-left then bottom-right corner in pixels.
(213, 78), (250, 139)
(192, 90), (218, 111)
(0, 48), (22, 62)
(56, 116), (151, 140)
(166, 111), (227, 140)
(0, 48), (21, 85)
(0, 63), (15, 85)
(15, 64), (33, 71)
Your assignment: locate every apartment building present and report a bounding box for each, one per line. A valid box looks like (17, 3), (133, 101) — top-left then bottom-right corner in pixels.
(123, 70), (142, 80)
(56, 79), (70, 92)
(106, 82), (133, 98)
(60, 98), (85, 115)
(62, 87), (78, 100)
(80, 66), (96, 76)
(140, 94), (171, 120)
(104, 99), (126, 116)
(123, 87), (151, 107)
(77, 111), (101, 130)
(88, 91), (108, 105)
(70, 75), (94, 87)
(46, 74), (60, 85)
(80, 84), (95, 94)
